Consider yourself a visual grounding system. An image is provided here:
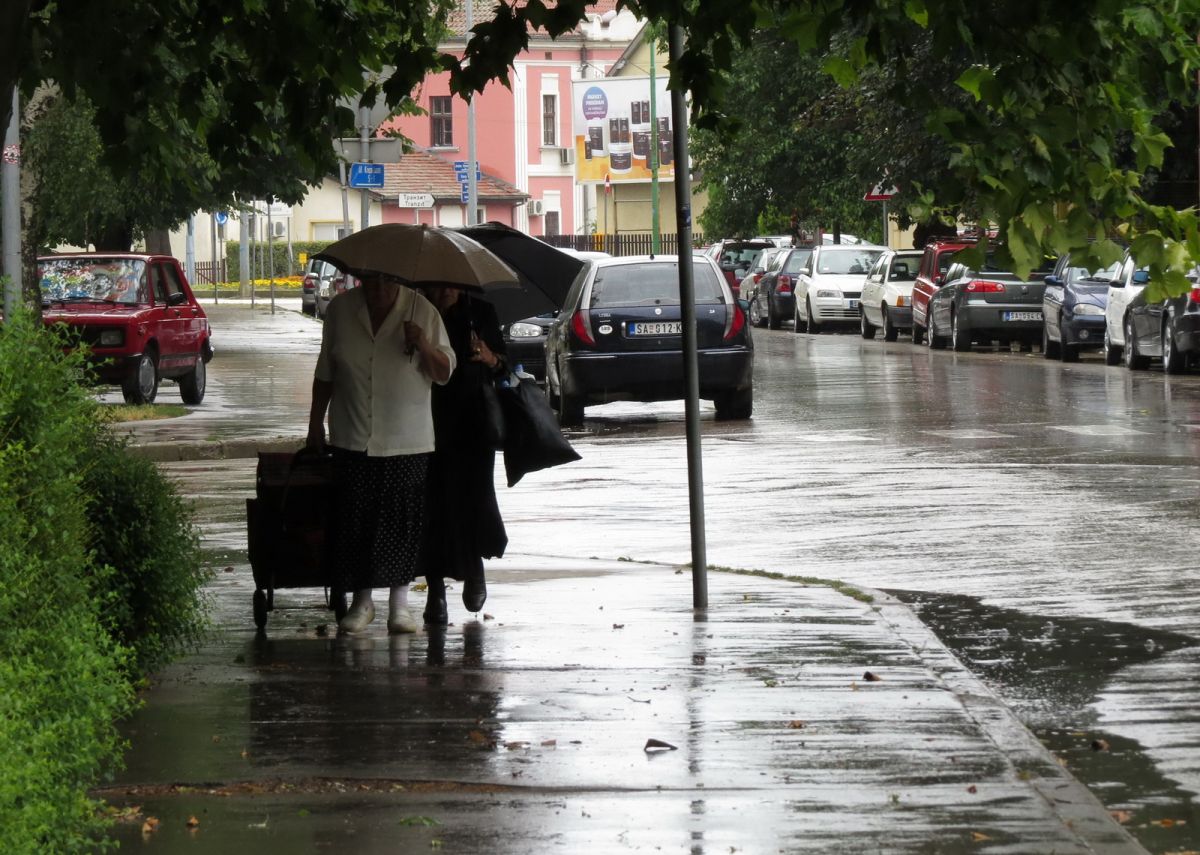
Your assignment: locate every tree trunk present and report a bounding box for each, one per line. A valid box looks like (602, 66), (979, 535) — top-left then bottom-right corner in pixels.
(144, 227), (172, 255)
(94, 220), (134, 252)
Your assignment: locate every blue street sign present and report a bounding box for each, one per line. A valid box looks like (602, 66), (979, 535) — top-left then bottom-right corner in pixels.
(460, 185), (470, 203)
(453, 160), (482, 180)
(214, 211), (229, 225)
(348, 162), (385, 189)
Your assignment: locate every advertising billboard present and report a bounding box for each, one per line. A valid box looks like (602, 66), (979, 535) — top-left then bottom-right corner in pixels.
(571, 77), (679, 184)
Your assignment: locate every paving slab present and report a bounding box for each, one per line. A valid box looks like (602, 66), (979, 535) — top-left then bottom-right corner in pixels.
(101, 565), (1144, 853)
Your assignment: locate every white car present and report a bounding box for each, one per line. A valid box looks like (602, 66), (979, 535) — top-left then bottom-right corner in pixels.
(793, 244), (886, 333)
(859, 249), (922, 342)
(1103, 254), (1149, 365)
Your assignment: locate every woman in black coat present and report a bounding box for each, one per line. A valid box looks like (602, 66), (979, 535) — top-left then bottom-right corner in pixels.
(421, 287), (509, 624)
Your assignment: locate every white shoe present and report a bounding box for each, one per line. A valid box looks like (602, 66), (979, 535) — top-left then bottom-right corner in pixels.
(338, 600), (375, 634)
(387, 606), (419, 634)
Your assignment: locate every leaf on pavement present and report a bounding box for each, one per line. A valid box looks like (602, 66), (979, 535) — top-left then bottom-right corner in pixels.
(141, 817), (160, 835)
(644, 738), (678, 752)
(1091, 738), (1110, 751)
(863, 671), (882, 682)
(786, 720), (806, 729)
(1109, 810), (1133, 824)
(186, 815), (201, 828)
(970, 831), (991, 842)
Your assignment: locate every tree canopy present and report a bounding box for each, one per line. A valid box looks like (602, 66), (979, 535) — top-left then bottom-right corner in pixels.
(6, 0), (1200, 296)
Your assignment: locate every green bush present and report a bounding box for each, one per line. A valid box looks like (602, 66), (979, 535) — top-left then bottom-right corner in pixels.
(0, 309), (134, 851)
(0, 309), (211, 849)
(226, 239), (332, 281)
(83, 433), (210, 675)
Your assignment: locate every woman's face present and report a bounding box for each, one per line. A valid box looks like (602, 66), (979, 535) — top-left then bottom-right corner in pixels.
(425, 285), (461, 313)
(362, 276), (399, 311)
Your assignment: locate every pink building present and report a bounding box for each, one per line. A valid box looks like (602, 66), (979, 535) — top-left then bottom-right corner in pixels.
(381, 1), (639, 236)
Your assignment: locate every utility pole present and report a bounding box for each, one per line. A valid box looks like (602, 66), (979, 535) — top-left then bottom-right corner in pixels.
(2, 87), (20, 316)
(649, 35), (660, 255)
(466, 0), (478, 225)
(359, 106), (371, 231)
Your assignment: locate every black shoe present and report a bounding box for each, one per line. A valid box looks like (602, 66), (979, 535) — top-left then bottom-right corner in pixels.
(423, 592), (448, 625)
(462, 575), (487, 612)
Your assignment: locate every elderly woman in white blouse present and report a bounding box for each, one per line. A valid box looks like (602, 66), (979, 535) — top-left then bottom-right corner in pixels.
(307, 274), (455, 634)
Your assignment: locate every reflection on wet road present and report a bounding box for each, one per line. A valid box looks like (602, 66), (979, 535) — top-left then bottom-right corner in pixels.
(156, 305), (1200, 845)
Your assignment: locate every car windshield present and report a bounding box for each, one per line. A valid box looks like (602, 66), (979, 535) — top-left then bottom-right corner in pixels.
(1067, 262), (1122, 284)
(817, 249), (882, 275)
(784, 249), (812, 274)
(39, 258), (150, 304)
(889, 256), (919, 280)
(591, 261), (724, 307)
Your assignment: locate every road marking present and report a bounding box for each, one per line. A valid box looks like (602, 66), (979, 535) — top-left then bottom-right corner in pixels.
(927, 429), (1013, 439)
(1050, 425), (1147, 436)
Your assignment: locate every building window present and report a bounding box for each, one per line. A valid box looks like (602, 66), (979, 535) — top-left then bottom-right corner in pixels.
(542, 93), (557, 147)
(431, 96), (453, 147)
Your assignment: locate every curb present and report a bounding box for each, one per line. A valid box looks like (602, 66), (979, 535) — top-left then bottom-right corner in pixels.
(126, 435), (304, 462)
(867, 586), (1148, 854)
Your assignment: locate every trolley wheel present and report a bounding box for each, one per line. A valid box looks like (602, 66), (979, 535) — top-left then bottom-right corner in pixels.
(253, 589), (268, 629)
(332, 591), (348, 621)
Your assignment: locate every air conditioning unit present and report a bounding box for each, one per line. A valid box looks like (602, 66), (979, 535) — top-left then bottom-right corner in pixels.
(559, 146), (574, 166)
(271, 220), (286, 238)
(530, 200), (545, 216)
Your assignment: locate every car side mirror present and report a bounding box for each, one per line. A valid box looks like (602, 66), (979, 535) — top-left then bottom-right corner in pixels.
(167, 291), (187, 307)
(1132, 270), (1151, 285)
(1044, 274), (1062, 286)
(737, 298), (750, 313)
(1108, 279), (1124, 289)
(935, 274), (946, 285)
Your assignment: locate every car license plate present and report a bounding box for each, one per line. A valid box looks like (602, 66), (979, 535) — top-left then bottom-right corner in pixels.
(1003, 311), (1042, 322)
(846, 299), (859, 309)
(628, 321), (682, 335)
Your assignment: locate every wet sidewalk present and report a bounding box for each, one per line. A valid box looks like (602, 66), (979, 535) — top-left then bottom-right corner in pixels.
(101, 560), (1144, 853)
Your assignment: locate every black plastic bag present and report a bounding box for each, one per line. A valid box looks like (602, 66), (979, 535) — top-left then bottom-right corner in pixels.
(498, 378), (581, 486)
(479, 381), (507, 451)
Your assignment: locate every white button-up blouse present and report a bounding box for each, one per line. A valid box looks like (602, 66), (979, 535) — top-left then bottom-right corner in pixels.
(314, 286), (456, 456)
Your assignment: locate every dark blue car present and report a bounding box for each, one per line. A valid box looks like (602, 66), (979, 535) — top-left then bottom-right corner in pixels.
(1042, 254), (1120, 362)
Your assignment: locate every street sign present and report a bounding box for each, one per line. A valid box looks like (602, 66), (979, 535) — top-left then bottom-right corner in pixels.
(864, 183), (897, 202)
(349, 162), (385, 189)
(454, 160), (482, 180)
(214, 211), (229, 225)
(398, 193), (435, 208)
(460, 185), (470, 204)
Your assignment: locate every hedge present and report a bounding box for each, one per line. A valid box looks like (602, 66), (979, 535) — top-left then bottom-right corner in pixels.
(225, 240), (332, 282)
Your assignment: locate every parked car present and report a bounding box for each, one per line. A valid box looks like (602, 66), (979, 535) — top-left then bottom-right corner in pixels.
(1041, 254), (1120, 362)
(1103, 254), (1150, 366)
(738, 247), (786, 318)
(301, 258), (340, 317)
(38, 253), (214, 405)
(503, 249), (609, 383)
(1122, 268), (1200, 372)
(792, 244), (885, 332)
(707, 239), (777, 297)
(750, 246), (813, 329)
(924, 254), (1055, 351)
(910, 239), (974, 344)
(859, 249), (922, 341)
(544, 255), (754, 425)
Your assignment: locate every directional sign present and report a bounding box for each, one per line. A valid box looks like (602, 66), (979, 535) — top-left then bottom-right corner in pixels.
(460, 185), (471, 204)
(454, 160), (482, 180)
(349, 162), (385, 189)
(214, 211), (229, 225)
(398, 193), (435, 208)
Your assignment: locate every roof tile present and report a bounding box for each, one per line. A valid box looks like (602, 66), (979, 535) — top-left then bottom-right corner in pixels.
(371, 148), (528, 202)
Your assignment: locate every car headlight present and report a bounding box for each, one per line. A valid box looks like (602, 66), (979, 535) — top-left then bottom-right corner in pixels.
(508, 322), (543, 338)
(816, 289), (841, 298)
(1072, 303), (1104, 316)
(98, 329), (124, 347)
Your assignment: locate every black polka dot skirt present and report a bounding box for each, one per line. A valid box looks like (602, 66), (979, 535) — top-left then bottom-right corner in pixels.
(330, 448), (429, 591)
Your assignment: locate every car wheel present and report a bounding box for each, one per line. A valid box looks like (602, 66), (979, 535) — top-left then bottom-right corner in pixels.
(122, 349), (159, 405)
(557, 384), (584, 427)
(1163, 320), (1185, 373)
(1124, 316), (1150, 370)
(748, 297), (765, 328)
(179, 355), (207, 405)
(1059, 321), (1079, 362)
(1104, 327), (1122, 365)
(806, 298), (822, 334)
(860, 307), (876, 339)
(302, 303), (316, 317)
(882, 307), (899, 342)
(1042, 321), (1060, 359)
(714, 385), (753, 420)
(927, 310), (946, 350)
(911, 317), (925, 345)
(951, 310), (971, 352)
(767, 298), (781, 330)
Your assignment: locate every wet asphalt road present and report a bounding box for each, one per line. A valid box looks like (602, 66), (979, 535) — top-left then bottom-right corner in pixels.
(133, 301), (1200, 849)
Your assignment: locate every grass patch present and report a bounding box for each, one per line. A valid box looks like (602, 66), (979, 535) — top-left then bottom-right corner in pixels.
(104, 403), (189, 422)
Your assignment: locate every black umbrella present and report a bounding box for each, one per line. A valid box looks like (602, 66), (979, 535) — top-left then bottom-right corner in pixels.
(455, 223), (586, 323)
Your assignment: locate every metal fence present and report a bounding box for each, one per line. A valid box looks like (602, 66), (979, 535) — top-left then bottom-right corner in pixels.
(542, 233), (706, 257)
(193, 260), (228, 286)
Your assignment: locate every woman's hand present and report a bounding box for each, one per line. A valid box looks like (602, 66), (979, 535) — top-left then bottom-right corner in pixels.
(470, 331), (500, 369)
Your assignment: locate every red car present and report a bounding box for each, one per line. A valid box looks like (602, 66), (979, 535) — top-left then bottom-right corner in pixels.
(909, 239), (974, 344)
(38, 253), (214, 405)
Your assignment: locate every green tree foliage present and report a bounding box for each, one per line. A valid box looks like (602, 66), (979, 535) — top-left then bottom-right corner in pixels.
(7, 1), (1200, 292)
(0, 309), (134, 851)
